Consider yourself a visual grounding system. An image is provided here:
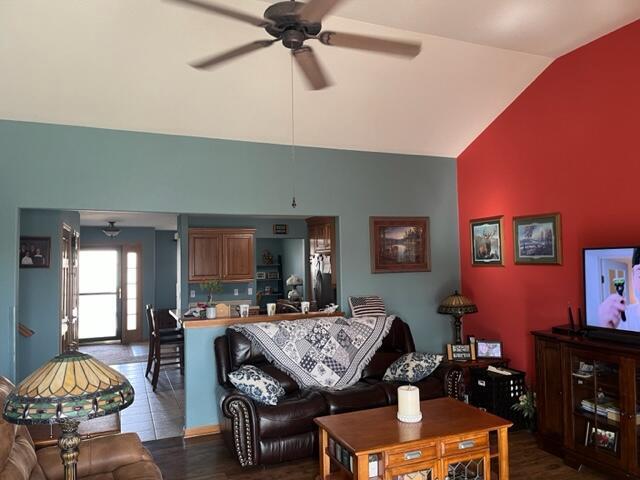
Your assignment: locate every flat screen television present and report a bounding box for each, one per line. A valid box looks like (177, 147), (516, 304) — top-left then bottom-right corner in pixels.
(584, 246), (640, 340)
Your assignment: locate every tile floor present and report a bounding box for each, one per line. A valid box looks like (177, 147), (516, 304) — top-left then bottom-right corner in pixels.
(112, 362), (185, 442)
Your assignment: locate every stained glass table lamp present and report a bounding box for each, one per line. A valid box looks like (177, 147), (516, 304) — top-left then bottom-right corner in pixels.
(2, 350), (134, 480)
(437, 291), (478, 344)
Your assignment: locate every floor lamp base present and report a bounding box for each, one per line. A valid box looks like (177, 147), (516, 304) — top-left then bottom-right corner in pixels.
(58, 419), (81, 480)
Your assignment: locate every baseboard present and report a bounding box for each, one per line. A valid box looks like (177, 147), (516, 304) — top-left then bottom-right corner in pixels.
(183, 424), (221, 438)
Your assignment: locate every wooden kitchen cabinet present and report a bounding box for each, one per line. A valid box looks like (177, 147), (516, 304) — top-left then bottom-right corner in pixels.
(188, 228), (255, 282)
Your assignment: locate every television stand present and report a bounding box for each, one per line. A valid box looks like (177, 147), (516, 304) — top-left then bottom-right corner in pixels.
(583, 327), (640, 346)
(533, 329), (640, 479)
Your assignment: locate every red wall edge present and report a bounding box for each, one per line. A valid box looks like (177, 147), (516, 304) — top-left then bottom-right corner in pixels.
(457, 19), (640, 378)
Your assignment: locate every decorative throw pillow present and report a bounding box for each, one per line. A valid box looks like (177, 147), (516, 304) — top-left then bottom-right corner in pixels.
(383, 352), (443, 383)
(228, 365), (286, 406)
(349, 295), (386, 317)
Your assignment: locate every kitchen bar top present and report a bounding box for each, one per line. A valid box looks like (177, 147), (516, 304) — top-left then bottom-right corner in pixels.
(169, 309), (343, 329)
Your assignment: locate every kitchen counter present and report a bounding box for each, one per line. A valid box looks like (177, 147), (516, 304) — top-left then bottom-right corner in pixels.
(169, 309), (343, 329)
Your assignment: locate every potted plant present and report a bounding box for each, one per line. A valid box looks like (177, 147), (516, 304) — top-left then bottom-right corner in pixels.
(511, 387), (536, 432)
(200, 280), (223, 319)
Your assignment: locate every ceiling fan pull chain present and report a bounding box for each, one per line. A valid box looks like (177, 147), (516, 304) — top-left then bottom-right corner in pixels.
(290, 52), (297, 209)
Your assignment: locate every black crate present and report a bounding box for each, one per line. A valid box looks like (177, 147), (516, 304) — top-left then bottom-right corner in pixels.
(469, 367), (526, 427)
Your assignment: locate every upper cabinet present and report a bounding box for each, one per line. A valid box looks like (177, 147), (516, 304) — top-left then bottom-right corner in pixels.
(188, 228), (255, 282)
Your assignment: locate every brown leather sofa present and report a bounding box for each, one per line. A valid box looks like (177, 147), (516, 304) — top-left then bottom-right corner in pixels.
(0, 377), (163, 480)
(214, 317), (463, 466)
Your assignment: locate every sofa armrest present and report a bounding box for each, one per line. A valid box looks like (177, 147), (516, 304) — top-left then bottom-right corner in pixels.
(431, 364), (464, 400)
(37, 432), (156, 480)
(218, 385), (259, 467)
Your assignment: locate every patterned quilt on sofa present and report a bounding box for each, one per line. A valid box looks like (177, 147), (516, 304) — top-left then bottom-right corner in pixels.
(231, 315), (395, 390)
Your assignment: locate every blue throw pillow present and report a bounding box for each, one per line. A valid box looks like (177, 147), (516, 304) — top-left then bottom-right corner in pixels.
(228, 365), (286, 405)
(383, 352), (443, 383)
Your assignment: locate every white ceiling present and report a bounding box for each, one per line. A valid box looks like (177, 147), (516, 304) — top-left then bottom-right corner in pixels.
(80, 211), (178, 230)
(0, 1), (637, 157)
(313, 0), (640, 57)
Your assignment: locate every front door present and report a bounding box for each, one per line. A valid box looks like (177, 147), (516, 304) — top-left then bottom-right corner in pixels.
(78, 248), (122, 342)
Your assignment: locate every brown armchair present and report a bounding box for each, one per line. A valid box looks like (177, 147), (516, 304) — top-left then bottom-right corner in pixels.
(0, 377), (163, 480)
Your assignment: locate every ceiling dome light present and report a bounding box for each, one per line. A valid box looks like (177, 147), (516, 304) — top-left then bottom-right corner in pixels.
(102, 221), (121, 238)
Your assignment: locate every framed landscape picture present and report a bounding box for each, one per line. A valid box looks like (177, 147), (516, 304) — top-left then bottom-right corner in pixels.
(470, 216), (504, 266)
(370, 217), (430, 273)
(513, 213), (562, 265)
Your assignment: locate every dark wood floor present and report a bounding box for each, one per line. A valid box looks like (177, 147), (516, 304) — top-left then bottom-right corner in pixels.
(144, 431), (607, 480)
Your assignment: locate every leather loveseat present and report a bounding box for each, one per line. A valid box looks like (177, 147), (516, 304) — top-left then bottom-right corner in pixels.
(0, 377), (163, 480)
(214, 317), (463, 466)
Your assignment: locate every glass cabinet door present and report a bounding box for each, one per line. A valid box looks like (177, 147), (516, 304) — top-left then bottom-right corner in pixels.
(443, 451), (489, 480)
(385, 460), (439, 480)
(570, 349), (623, 466)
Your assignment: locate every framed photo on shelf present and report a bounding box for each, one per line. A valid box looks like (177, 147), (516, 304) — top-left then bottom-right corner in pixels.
(470, 216), (504, 266)
(476, 340), (503, 359)
(447, 343), (476, 361)
(585, 422), (617, 452)
(369, 216), (430, 273)
(19, 236), (51, 268)
(513, 213), (562, 265)
(256, 271), (266, 280)
(266, 271), (279, 280)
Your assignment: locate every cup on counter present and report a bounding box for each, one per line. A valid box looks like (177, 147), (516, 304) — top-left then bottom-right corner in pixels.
(267, 303), (276, 316)
(240, 304), (250, 318)
(301, 301), (310, 314)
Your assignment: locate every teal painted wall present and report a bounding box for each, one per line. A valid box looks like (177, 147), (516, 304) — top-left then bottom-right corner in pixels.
(0, 120), (460, 429)
(18, 209), (80, 380)
(80, 227), (157, 339)
(155, 231), (178, 310)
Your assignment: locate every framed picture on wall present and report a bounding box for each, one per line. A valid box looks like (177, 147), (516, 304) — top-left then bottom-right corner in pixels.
(369, 217), (430, 273)
(19, 236), (51, 268)
(513, 213), (562, 265)
(470, 216), (504, 266)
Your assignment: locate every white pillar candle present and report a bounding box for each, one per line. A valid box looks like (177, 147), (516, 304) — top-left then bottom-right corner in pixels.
(397, 385), (420, 418)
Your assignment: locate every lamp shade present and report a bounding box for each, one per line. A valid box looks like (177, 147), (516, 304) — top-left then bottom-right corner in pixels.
(437, 291), (478, 316)
(286, 274), (303, 286)
(3, 351), (134, 425)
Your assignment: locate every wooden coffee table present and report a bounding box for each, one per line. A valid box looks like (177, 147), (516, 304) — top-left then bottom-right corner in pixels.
(315, 397), (512, 480)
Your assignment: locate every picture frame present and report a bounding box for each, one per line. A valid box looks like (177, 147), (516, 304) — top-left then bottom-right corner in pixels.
(513, 213), (562, 265)
(273, 224), (288, 235)
(266, 271), (279, 280)
(19, 236), (51, 268)
(585, 422), (617, 452)
(476, 340), (503, 359)
(447, 343), (476, 361)
(369, 216), (430, 273)
(470, 216), (504, 266)
(256, 271), (266, 280)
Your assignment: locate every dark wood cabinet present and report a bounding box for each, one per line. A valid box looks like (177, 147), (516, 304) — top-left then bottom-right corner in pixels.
(535, 337), (564, 449)
(188, 228), (255, 282)
(534, 331), (640, 478)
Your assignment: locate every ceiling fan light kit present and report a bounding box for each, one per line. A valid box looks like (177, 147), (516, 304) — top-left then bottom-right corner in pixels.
(170, 0), (422, 90)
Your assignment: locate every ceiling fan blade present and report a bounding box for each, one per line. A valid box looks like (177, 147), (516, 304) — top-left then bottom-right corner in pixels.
(319, 31), (421, 58)
(292, 47), (331, 90)
(191, 40), (276, 70)
(299, 0), (346, 23)
(168, 0), (273, 27)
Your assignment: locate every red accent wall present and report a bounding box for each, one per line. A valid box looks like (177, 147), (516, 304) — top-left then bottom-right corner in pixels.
(457, 20), (640, 376)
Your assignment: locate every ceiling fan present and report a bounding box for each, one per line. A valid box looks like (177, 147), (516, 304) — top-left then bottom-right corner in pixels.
(169, 0), (422, 90)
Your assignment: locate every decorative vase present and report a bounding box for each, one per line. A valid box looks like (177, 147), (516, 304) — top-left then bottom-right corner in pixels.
(206, 306), (216, 319)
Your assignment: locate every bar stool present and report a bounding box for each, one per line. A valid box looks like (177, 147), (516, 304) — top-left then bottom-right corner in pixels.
(145, 305), (184, 392)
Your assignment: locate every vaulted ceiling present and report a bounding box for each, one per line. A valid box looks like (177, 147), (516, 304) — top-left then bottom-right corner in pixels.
(1, 1), (638, 157)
